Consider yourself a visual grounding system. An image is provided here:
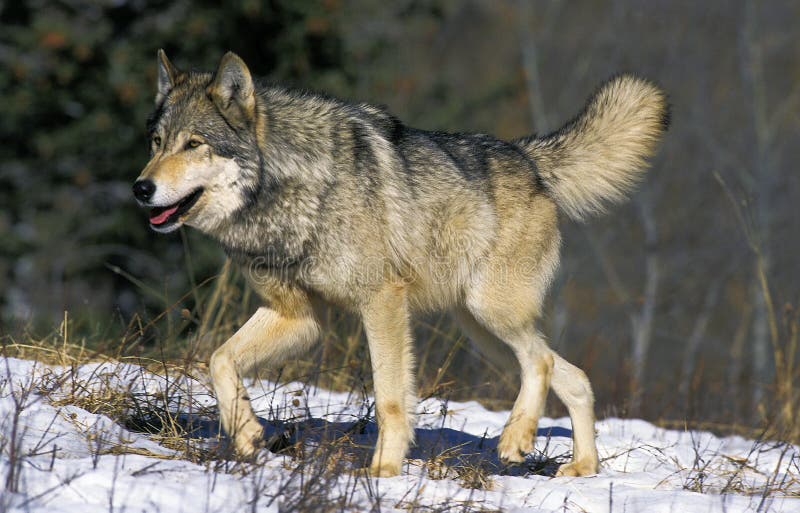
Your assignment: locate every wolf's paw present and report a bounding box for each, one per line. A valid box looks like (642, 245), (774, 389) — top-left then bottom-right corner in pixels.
(368, 461), (402, 477)
(232, 422), (265, 458)
(555, 458), (598, 477)
(497, 426), (535, 464)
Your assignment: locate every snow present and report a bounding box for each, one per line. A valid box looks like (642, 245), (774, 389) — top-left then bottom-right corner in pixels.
(0, 356), (797, 512)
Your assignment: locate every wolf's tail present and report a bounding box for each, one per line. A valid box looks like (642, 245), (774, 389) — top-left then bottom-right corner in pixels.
(515, 74), (670, 221)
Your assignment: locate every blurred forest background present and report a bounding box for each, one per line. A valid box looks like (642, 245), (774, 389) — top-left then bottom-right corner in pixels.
(1, 1), (798, 437)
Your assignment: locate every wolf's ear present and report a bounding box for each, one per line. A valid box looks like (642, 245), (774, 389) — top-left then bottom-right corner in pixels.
(207, 52), (256, 128)
(156, 49), (180, 105)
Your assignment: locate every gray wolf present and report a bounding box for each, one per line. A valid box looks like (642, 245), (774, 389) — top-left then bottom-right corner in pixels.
(133, 50), (669, 477)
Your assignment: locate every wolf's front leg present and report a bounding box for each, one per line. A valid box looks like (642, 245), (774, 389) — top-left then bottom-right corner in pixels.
(209, 305), (320, 456)
(360, 282), (416, 477)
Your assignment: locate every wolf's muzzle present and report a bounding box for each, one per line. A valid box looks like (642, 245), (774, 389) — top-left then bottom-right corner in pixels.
(133, 179), (156, 203)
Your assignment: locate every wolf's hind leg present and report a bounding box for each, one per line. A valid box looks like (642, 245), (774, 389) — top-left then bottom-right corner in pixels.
(497, 333), (553, 464)
(550, 354), (599, 476)
(460, 307), (553, 464)
(458, 302), (598, 476)
(209, 306), (320, 456)
(360, 283), (416, 477)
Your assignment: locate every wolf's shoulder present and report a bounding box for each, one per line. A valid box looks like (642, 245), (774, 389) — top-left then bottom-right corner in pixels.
(259, 83), (405, 142)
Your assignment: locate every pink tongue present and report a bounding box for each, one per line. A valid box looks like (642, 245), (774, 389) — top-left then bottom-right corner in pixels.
(150, 205), (179, 225)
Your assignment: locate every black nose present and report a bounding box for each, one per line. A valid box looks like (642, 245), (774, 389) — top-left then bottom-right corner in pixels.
(133, 180), (156, 202)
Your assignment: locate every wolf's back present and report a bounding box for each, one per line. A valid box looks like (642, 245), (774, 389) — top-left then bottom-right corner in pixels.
(516, 75), (669, 220)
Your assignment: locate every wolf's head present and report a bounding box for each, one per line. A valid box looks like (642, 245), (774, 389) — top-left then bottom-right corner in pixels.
(133, 51), (262, 234)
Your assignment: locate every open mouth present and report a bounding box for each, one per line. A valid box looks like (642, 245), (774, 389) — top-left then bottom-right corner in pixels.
(149, 188), (204, 227)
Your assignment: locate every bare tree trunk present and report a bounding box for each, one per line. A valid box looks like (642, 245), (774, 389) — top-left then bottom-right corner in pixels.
(679, 277), (724, 405)
(739, 0), (775, 413)
(751, 275), (771, 409)
(728, 302), (753, 422)
(629, 196), (660, 415)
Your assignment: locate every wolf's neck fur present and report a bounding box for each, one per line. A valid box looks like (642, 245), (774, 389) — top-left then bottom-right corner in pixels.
(211, 86), (342, 271)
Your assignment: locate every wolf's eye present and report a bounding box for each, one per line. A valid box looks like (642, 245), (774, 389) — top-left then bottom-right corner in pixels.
(152, 135), (162, 147)
(186, 139), (203, 150)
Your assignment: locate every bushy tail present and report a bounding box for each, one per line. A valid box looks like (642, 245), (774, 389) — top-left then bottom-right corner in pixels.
(516, 74), (670, 221)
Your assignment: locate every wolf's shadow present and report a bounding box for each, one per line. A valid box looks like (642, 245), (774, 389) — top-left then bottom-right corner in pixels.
(166, 413), (572, 477)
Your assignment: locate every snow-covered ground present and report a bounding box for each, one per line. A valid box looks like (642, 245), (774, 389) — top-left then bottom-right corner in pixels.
(0, 356), (797, 512)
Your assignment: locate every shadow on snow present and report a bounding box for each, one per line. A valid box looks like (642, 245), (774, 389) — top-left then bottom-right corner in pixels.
(124, 409), (572, 477)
